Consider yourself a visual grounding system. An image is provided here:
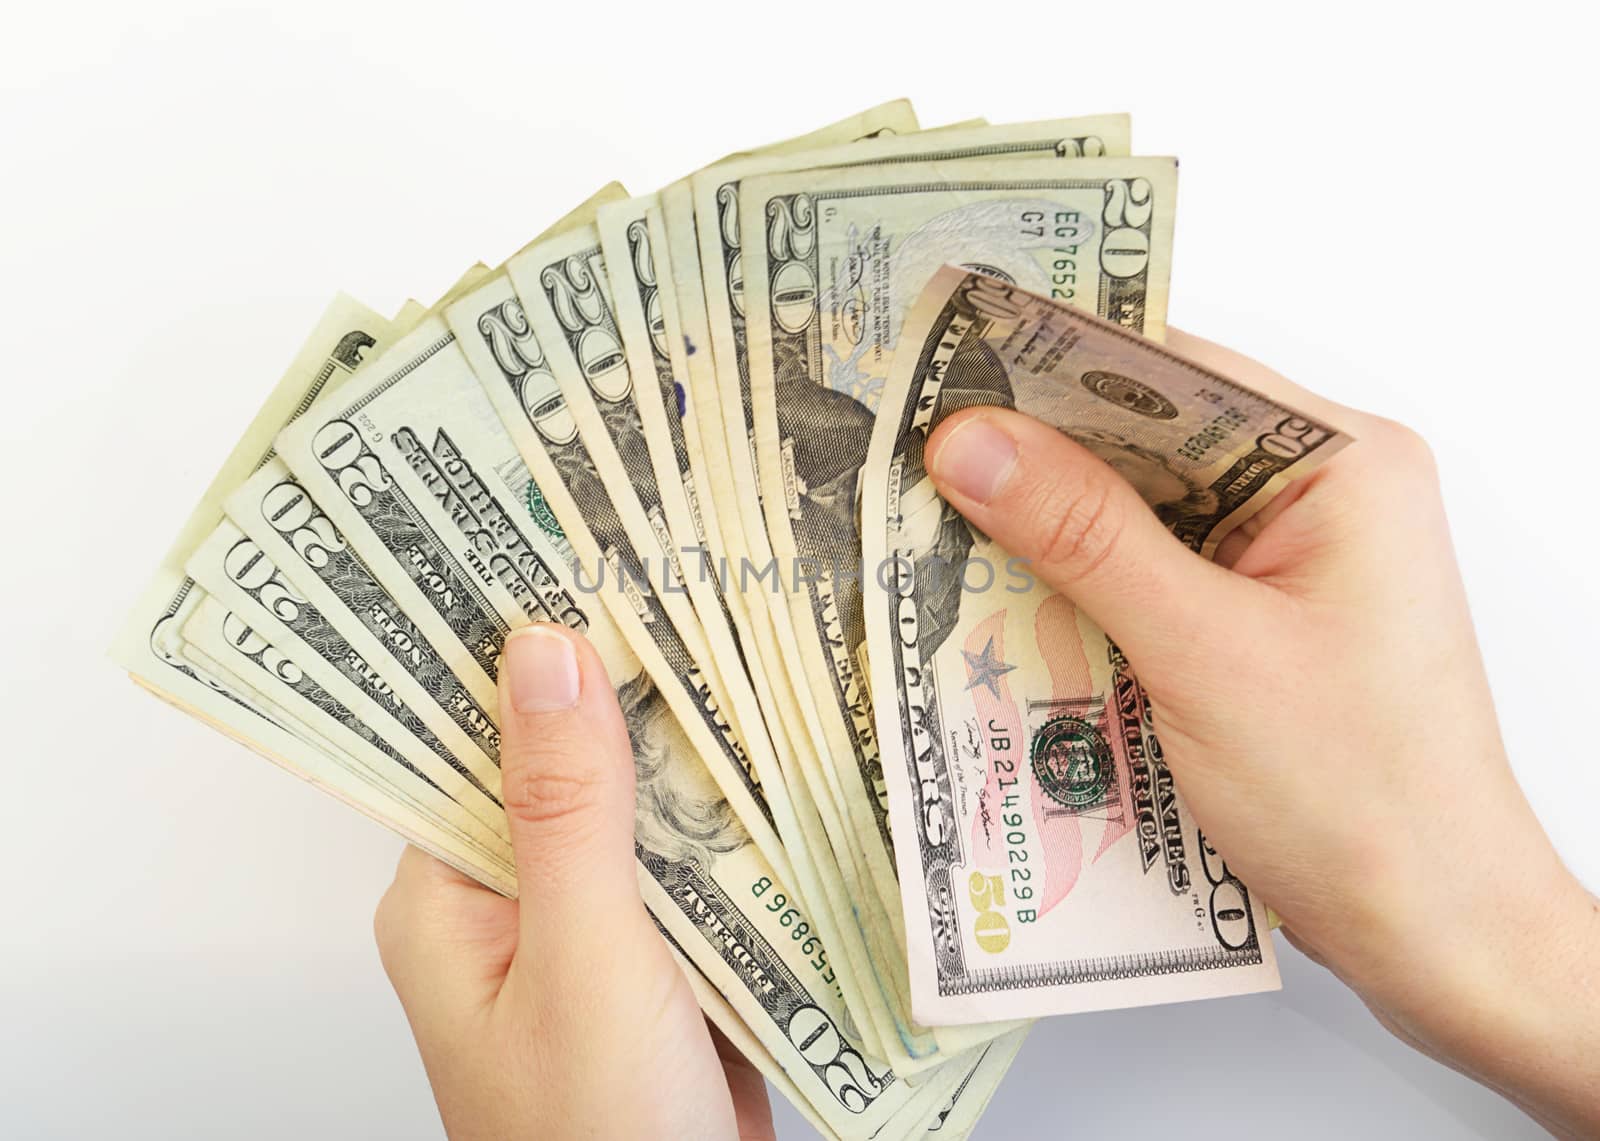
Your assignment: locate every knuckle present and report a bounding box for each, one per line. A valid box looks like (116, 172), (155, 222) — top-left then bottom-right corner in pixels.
(1370, 416), (1437, 477)
(1035, 475), (1124, 583)
(501, 745), (609, 830)
(372, 885), (409, 965)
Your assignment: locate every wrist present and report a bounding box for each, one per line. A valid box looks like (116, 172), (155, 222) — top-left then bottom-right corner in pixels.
(1361, 865), (1598, 1135)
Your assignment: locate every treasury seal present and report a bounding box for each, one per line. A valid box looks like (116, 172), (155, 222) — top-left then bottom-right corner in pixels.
(1031, 714), (1114, 811)
(524, 480), (565, 543)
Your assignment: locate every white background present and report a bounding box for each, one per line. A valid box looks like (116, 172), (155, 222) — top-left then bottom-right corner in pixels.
(3, 2), (1596, 1137)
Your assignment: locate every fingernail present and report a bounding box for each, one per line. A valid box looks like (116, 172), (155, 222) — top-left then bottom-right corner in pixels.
(503, 626), (581, 713)
(930, 417), (1018, 505)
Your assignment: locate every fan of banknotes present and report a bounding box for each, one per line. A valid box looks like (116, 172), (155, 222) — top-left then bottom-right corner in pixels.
(113, 100), (1350, 1140)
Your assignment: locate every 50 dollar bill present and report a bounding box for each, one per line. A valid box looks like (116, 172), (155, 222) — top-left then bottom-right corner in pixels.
(863, 266), (1350, 1023)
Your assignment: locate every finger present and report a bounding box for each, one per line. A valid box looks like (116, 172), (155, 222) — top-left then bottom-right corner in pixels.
(394, 838), (482, 890)
(1210, 471), (1321, 571)
(1164, 329), (1429, 590)
(708, 1022), (777, 1141)
(925, 406), (1278, 675)
(374, 845), (518, 1018)
(497, 624), (644, 960)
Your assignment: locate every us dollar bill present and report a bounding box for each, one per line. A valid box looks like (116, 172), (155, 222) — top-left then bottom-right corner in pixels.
(160, 614), (499, 883)
(105, 296), (515, 877)
(707, 99), (921, 167)
(597, 101), (924, 618)
(179, 593), (517, 892)
(919, 1026), (1029, 1139)
(737, 155), (1177, 952)
(690, 126), (1137, 960)
(595, 195), (748, 663)
(677, 108), (960, 769)
(734, 152), (1165, 1065)
(503, 220), (940, 1015)
(185, 520), (516, 861)
(601, 194), (975, 1070)
(687, 113), (1130, 567)
(437, 280), (807, 883)
(261, 187), (624, 736)
(667, 95), (921, 574)
(502, 226), (778, 759)
(447, 266), (985, 1068)
(671, 184), (969, 1070)
(661, 172), (841, 849)
(681, 920), (1023, 1141)
(597, 197), (960, 1069)
(221, 457), (507, 827)
(864, 267), (1352, 1023)
(278, 308), (790, 883)
(598, 191), (805, 796)
(659, 928), (839, 1141)
(682, 124), (1121, 1064)
(113, 106), (1072, 1137)
(109, 296), (398, 760)
(262, 302), (1004, 1135)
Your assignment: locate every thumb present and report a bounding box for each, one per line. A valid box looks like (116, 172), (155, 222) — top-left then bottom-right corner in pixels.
(498, 623), (645, 960)
(925, 406), (1269, 677)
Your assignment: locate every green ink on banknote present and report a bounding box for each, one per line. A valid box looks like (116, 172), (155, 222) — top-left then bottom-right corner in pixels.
(1031, 714), (1114, 811)
(524, 480), (565, 542)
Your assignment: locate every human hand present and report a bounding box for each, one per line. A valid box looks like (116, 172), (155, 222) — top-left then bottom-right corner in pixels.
(924, 330), (1598, 1138)
(373, 624), (773, 1141)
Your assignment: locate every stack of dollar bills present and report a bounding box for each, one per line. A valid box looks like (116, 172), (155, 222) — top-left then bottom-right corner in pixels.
(113, 100), (1349, 1140)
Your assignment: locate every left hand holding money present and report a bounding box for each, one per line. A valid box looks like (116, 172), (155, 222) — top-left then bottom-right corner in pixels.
(924, 330), (1599, 1140)
(373, 624), (773, 1141)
